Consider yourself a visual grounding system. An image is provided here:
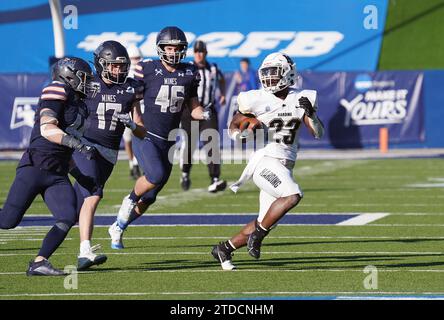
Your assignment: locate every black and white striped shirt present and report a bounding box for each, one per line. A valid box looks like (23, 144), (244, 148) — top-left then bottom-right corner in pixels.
(190, 61), (223, 108)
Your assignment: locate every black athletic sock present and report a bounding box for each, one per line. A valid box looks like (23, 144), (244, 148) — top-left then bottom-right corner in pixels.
(129, 189), (141, 203)
(254, 221), (269, 239)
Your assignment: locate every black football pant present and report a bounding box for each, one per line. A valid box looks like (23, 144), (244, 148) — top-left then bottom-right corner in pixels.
(179, 107), (221, 181)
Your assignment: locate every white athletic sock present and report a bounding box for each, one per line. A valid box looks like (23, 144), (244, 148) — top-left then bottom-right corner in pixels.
(128, 160), (133, 169)
(132, 157), (138, 166)
(80, 240), (91, 255)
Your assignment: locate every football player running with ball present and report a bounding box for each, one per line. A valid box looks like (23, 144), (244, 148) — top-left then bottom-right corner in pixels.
(211, 52), (324, 270)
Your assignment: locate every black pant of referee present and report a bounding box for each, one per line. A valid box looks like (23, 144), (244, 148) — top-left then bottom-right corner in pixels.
(179, 105), (227, 192)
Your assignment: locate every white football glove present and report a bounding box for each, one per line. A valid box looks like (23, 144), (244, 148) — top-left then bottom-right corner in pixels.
(116, 113), (137, 131)
(202, 110), (211, 121)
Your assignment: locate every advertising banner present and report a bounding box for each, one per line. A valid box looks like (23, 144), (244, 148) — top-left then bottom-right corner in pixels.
(0, 0), (388, 73)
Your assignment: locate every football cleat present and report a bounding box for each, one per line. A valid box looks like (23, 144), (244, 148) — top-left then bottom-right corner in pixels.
(77, 244), (108, 271)
(247, 221), (269, 259)
(211, 243), (236, 271)
(208, 178), (227, 193)
(180, 175), (191, 191)
(108, 221), (125, 249)
(26, 259), (66, 276)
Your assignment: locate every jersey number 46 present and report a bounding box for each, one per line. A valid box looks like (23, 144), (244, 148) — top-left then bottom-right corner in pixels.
(155, 85), (185, 113)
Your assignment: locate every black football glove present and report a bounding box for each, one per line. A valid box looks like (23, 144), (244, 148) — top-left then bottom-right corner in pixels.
(62, 135), (97, 160)
(77, 144), (97, 160)
(299, 96), (315, 117)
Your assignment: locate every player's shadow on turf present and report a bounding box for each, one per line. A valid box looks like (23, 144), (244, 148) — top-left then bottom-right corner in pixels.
(0, 247), (41, 251)
(91, 259), (217, 272)
(383, 261), (444, 268)
(234, 256), (399, 268)
(233, 252), (444, 269)
(263, 238), (444, 247)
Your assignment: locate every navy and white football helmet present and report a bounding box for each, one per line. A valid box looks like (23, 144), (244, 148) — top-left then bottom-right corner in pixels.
(94, 40), (130, 84)
(52, 57), (93, 96)
(156, 26), (188, 65)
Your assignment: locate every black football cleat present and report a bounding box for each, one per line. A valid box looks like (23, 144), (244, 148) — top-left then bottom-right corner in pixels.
(26, 259), (66, 276)
(180, 175), (191, 191)
(208, 178), (227, 193)
(211, 242), (236, 270)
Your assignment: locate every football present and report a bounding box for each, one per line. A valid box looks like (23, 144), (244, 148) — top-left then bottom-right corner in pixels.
(239, 116), (262, 132)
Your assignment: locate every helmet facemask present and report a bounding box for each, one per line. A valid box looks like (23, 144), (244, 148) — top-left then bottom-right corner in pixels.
(98, 57), (129, 84)
(74, 69), (92, 95)
(61, 68), (92, 97)
(157, 42), (187, 65)
(258, 54), (297, 93)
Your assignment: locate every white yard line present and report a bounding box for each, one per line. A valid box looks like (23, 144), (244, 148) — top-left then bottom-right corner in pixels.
(0, 291), (444, 298)
(337, 213), (389, 226)
(368, 224), (444, 227)
(1, 251), (443, 257)
(2, 269), (444, 276)
(4, 235), (444, 242)
(19, 212), (370, 217)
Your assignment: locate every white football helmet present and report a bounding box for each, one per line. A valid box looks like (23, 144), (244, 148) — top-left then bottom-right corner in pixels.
(258, 52), (297, 93)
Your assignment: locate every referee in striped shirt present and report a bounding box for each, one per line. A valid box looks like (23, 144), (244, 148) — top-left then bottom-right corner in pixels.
(179, 40), (227, 192)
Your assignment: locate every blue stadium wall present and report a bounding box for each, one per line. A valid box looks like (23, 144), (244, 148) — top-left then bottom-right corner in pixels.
(0, 0), (442, 149)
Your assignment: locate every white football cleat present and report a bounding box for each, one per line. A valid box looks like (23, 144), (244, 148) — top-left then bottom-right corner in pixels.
(77, 244), (108, 270)
(108, 221), (124, 250)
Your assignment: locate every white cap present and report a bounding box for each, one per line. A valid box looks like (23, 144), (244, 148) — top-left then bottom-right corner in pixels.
(127, 45), (142, 59)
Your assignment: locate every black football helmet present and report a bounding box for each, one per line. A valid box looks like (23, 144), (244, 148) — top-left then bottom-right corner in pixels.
(94, 40), (130, 84)
(52, 57), (93, 96)
(156, 26), (188, 65)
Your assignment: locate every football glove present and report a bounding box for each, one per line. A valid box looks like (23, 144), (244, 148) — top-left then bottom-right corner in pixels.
(61, 135), (97, 160)
(116, 113), (137, 131)
(202, 108), (212, 121)
(77, 144), (97, 160)
(299, 96), (316, 117)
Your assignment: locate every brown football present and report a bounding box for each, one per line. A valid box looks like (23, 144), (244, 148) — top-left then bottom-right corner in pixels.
(239, 116), (262, 132)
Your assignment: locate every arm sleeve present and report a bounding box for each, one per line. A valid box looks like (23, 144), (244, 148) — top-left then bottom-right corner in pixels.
(39, 82), (68, 119)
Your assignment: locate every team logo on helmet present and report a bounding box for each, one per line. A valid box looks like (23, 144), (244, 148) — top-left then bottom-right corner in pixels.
(258, 52), (298, 94)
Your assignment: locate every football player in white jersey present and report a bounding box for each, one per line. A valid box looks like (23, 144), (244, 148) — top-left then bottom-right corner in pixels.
(211, 52), (324, 270)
